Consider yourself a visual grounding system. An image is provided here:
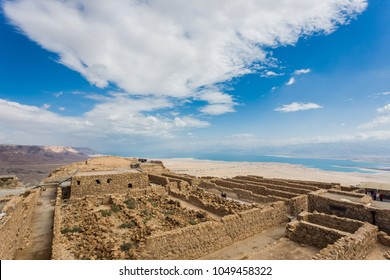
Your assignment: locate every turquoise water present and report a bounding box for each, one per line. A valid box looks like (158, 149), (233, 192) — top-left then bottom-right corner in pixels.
(195, 154), (390, 174)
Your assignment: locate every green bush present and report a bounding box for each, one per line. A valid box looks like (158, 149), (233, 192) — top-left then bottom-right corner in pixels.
(100, 209), (112, 217)
(110, 205), (121, 213)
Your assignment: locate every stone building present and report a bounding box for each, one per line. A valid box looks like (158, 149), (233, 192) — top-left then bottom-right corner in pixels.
(69, 170), (149, 198)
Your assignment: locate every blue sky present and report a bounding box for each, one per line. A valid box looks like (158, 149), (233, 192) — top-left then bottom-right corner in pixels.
(1, 0), (390, 157)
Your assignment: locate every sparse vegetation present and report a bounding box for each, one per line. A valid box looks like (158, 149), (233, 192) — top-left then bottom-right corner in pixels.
(119, 221), (136, 229)
(100, 209), (112, 217)
(61, 226), (82, 234)
(110, 205), (121, 213)
(124, 198), (137, 209)
(188, 218), (197, 225)
(162, 209), (174, 216)
(120, 242), (134, 251)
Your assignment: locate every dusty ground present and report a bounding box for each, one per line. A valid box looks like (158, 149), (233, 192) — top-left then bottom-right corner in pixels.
(199, 224), (319, 260)
(162, 158), (390, 189)
(15, 186), (56, 260)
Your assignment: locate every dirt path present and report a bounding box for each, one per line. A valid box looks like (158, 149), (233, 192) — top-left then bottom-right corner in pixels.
(15, 187), (56, 260)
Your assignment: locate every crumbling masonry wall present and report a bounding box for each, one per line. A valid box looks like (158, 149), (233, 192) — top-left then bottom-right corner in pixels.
(142, 202), (289, 259)
(308, 191), (390, 234)
(0, 188), (41, 259)
(313, 223), (378, 260)
(71, 172), (149, 198)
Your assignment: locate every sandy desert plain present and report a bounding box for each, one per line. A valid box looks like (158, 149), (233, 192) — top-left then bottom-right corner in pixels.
(1, 155), (390, 260)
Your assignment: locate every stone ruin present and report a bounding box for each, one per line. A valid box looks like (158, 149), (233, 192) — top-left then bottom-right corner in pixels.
(1, 156), (390, 260)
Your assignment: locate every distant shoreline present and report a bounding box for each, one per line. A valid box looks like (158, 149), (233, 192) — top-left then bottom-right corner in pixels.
(160, 158), (390, 190)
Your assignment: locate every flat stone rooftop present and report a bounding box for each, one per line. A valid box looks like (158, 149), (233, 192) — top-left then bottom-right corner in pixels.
(74, 169), (141, 177)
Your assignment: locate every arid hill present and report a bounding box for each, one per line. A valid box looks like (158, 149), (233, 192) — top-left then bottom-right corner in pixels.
(0, 145), (96, 184)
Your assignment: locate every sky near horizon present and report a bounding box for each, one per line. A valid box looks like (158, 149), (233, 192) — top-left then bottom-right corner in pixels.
(1, 0), (390, 157)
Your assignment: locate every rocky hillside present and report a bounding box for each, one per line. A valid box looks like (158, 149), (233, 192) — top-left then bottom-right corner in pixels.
(0, 145), (97, 184)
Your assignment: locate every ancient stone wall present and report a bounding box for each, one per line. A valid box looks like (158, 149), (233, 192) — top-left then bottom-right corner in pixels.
(308, 192), (390, 234)
(142, 221), (232, 259)
(229, 178), (310, 195)
(303, 212), (363, 233)
(212, 179), (297, 199)
(286, 220), (348, 249)
(222, 202), (289, 242)
(71, 171), (149, 199)
(198, 181), (283, 204)
(148, 174), (169, 186)
(141, 202), (288, 259)
(313, 223), (378, 260)
(0, 188), (41, 259)
(162, 173), (200, 186)
(235, 176), (320, 191)
(289, 195), (308, 216)
(246, 175), (337, 190)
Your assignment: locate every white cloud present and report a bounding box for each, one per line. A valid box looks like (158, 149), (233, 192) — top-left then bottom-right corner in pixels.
(286, 77), (296, 86)
(377, 104), (390, 113)
(360, 103), (390, 129)
(0, 98), (209, 146)
(42, 103), (51, 109)
(377, 91), (390, 95)
(200, 103), (236, 115)
(58, 107), (66, 111)
(3, 0), (367, 115)
(261, 71), (283, 78)
(275, 102), (323, 112)
(197, 90), (237, 115)
(360, 115), (390, 129)
(294, 68), (311, 75)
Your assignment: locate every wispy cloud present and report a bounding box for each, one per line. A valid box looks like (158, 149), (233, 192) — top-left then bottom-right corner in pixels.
(261, 71), (284, 78)
(360, 103), (390, 128)
(294, 68), (311, 75)
(3, 0), (367, 117)
(275, 102), (323, 112)
(286, 77), (296, 86)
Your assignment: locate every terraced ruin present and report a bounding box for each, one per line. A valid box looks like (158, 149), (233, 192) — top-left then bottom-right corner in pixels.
(1, 156), (390, 260)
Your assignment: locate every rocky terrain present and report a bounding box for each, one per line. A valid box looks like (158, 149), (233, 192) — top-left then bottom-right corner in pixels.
(59, 193), (211, 260)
